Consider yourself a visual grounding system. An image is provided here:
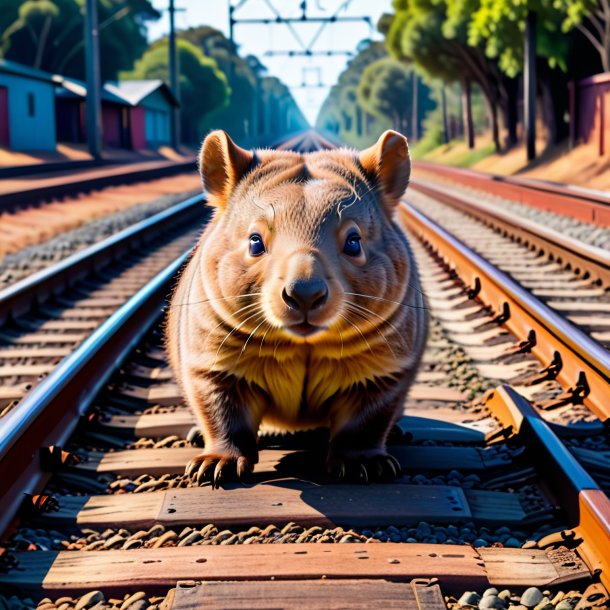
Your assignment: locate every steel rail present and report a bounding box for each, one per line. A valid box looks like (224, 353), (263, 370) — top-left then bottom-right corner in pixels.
(399, 203), (610, 422)
(0, 248), (192, 536)
(0, 159), (195, 210)
(414, 160), (610, 227)
(0, 194), (203, 325)
(487, 385), (610, 590)
(411, 177), (610, 288)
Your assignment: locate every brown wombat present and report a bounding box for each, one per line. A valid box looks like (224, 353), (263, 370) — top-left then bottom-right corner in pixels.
(166, 129), (428, 487)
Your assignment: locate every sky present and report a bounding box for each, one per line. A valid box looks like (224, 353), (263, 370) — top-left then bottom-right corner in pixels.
(148, 0), (393, 125)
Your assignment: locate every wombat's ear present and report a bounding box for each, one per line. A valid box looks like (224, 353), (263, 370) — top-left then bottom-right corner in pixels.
(359, 130), (410, 212)
(199, 130), (255, 207)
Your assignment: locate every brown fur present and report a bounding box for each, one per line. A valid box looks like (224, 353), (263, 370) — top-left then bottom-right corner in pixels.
(166, 130), (428, 486)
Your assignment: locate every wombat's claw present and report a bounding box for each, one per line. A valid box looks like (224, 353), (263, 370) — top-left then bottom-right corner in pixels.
(185, 454), (252, 489)
(328, 453), (401, 483)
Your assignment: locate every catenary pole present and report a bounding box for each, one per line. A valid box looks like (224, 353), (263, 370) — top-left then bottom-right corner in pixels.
(84, 0), (102, 159)
(169, 0), (180, 148)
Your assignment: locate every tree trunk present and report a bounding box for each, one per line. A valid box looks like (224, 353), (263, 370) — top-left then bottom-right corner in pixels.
(441, 85), (449, 144)
(411, 71), (418, 143)
(462, 79), (475, 149)
(499, 76), (519, 146)
(489, 99), (500, 151)
(524, 10), (537, 160)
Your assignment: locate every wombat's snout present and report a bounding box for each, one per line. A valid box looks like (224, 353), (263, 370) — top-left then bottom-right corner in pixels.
(282, 278), (329, 316)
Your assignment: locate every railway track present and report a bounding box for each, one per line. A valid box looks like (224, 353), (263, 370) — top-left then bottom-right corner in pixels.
(0, 159), (196, 211)
(0, 131), (609, 609)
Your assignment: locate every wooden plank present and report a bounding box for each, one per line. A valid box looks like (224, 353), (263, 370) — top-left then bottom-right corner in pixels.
(100, 411), (488, 444)
(0, 364), (55, 378)
(464, 490), (528, 524)
(100, 409), (195, 437)
(0, 544), (590, 597)
(170, 579), (420, 610)
(41, 483), (472, 529)
(478, 547), (590, 586)
(0, 332), (86, 345)
(0, 347), (71, 359)
(119, 384), (468, 406)
(74, 445), (491, 477)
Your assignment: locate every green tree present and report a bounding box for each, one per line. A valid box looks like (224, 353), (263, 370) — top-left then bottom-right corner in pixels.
(562, 0), (610, 72)
(1, 0), (160, 80)
(383, 0), (511, 149)
(358, 56), (435, 140)
(121, 38), (229, 143)
(316, 40), (393, 147)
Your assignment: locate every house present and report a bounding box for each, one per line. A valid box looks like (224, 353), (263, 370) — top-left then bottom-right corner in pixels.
(110, 80), (178, 149)
(0, 59), (57, 151)
(55, 78), (133, 148)
(54, 78), (178, 151)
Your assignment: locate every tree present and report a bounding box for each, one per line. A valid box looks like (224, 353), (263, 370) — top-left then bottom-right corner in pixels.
(121, 38), (229, 143)
(1, 0), (160, 80)
(383, 0), (510, 150)
(358, 57), (435, 140)
(316, 40), (394, 147)
(182, 26), (257, 140)
(562, 0), (610, 72)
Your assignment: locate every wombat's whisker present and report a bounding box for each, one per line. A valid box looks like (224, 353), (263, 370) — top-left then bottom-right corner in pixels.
(337, 312), (374, 354)
(259, 322), (274, 356)
(205, 301), (264, 344)
(345, 300), (404, 338)
(238, 315), (268, 362)
(170, 293), (264, 308)
(344, 303), (397, 359)
(344, 291), (429, 311)
(213, 307), (266, 367)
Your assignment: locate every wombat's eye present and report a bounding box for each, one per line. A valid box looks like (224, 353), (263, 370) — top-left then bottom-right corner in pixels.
(249, 233), (266, 256)
(343, 232), (362, 257)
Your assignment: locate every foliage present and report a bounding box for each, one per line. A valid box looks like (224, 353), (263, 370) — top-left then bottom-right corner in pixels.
(1, 0), (160, 80)
(466, 0), (569, 77)
(121, 38), (229, 143)
(358, 57), (435, 136)
(316, 40), (403, 148)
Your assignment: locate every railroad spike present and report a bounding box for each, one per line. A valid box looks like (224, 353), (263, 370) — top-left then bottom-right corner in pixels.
(19, 493), (59, 517)
(39, 445), (81, 470)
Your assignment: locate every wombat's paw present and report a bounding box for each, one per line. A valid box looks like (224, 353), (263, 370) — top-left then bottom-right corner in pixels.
(185, 453), (253, 489)
(327, 451), (401, 484)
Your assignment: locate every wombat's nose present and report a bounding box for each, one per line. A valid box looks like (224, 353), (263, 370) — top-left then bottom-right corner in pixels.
(283, 279), (328, 314)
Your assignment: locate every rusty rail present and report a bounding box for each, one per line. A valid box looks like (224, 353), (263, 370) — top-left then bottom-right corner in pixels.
(486, 385), (610, 591)
(0, 195), (202, 325)
(414, 160), (610, 227)
(0, 250), (191, 536)
(400, 203), (610, 423)
(410, 177), (610, 288)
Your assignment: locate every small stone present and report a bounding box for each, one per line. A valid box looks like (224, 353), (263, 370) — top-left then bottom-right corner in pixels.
(504, 537), (521, 548)
(555, 602), (573, 610)
(498, 590), (512, 601)
(120, 592), (147, 610)
(533, 597), (553, 610)
(520, 588), (543, 608)
(457, 591), (481, 606)
(75, 591), (105, 610)
(473, 538), (489, 547)
(484, 589), (499, 597)
(479, 595), (506, 609)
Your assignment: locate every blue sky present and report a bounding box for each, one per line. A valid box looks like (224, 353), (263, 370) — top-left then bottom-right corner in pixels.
(148, 0), (393, 124)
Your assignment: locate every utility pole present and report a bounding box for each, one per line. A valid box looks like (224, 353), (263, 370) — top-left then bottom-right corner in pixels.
(524, 10), (537, 161)
(84, 0), (102, 159)
(411, 71), (418, 143)
(169, 0), (180, 149)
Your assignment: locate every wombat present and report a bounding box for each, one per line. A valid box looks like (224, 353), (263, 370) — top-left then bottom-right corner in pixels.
(166, 129), (428, 487)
